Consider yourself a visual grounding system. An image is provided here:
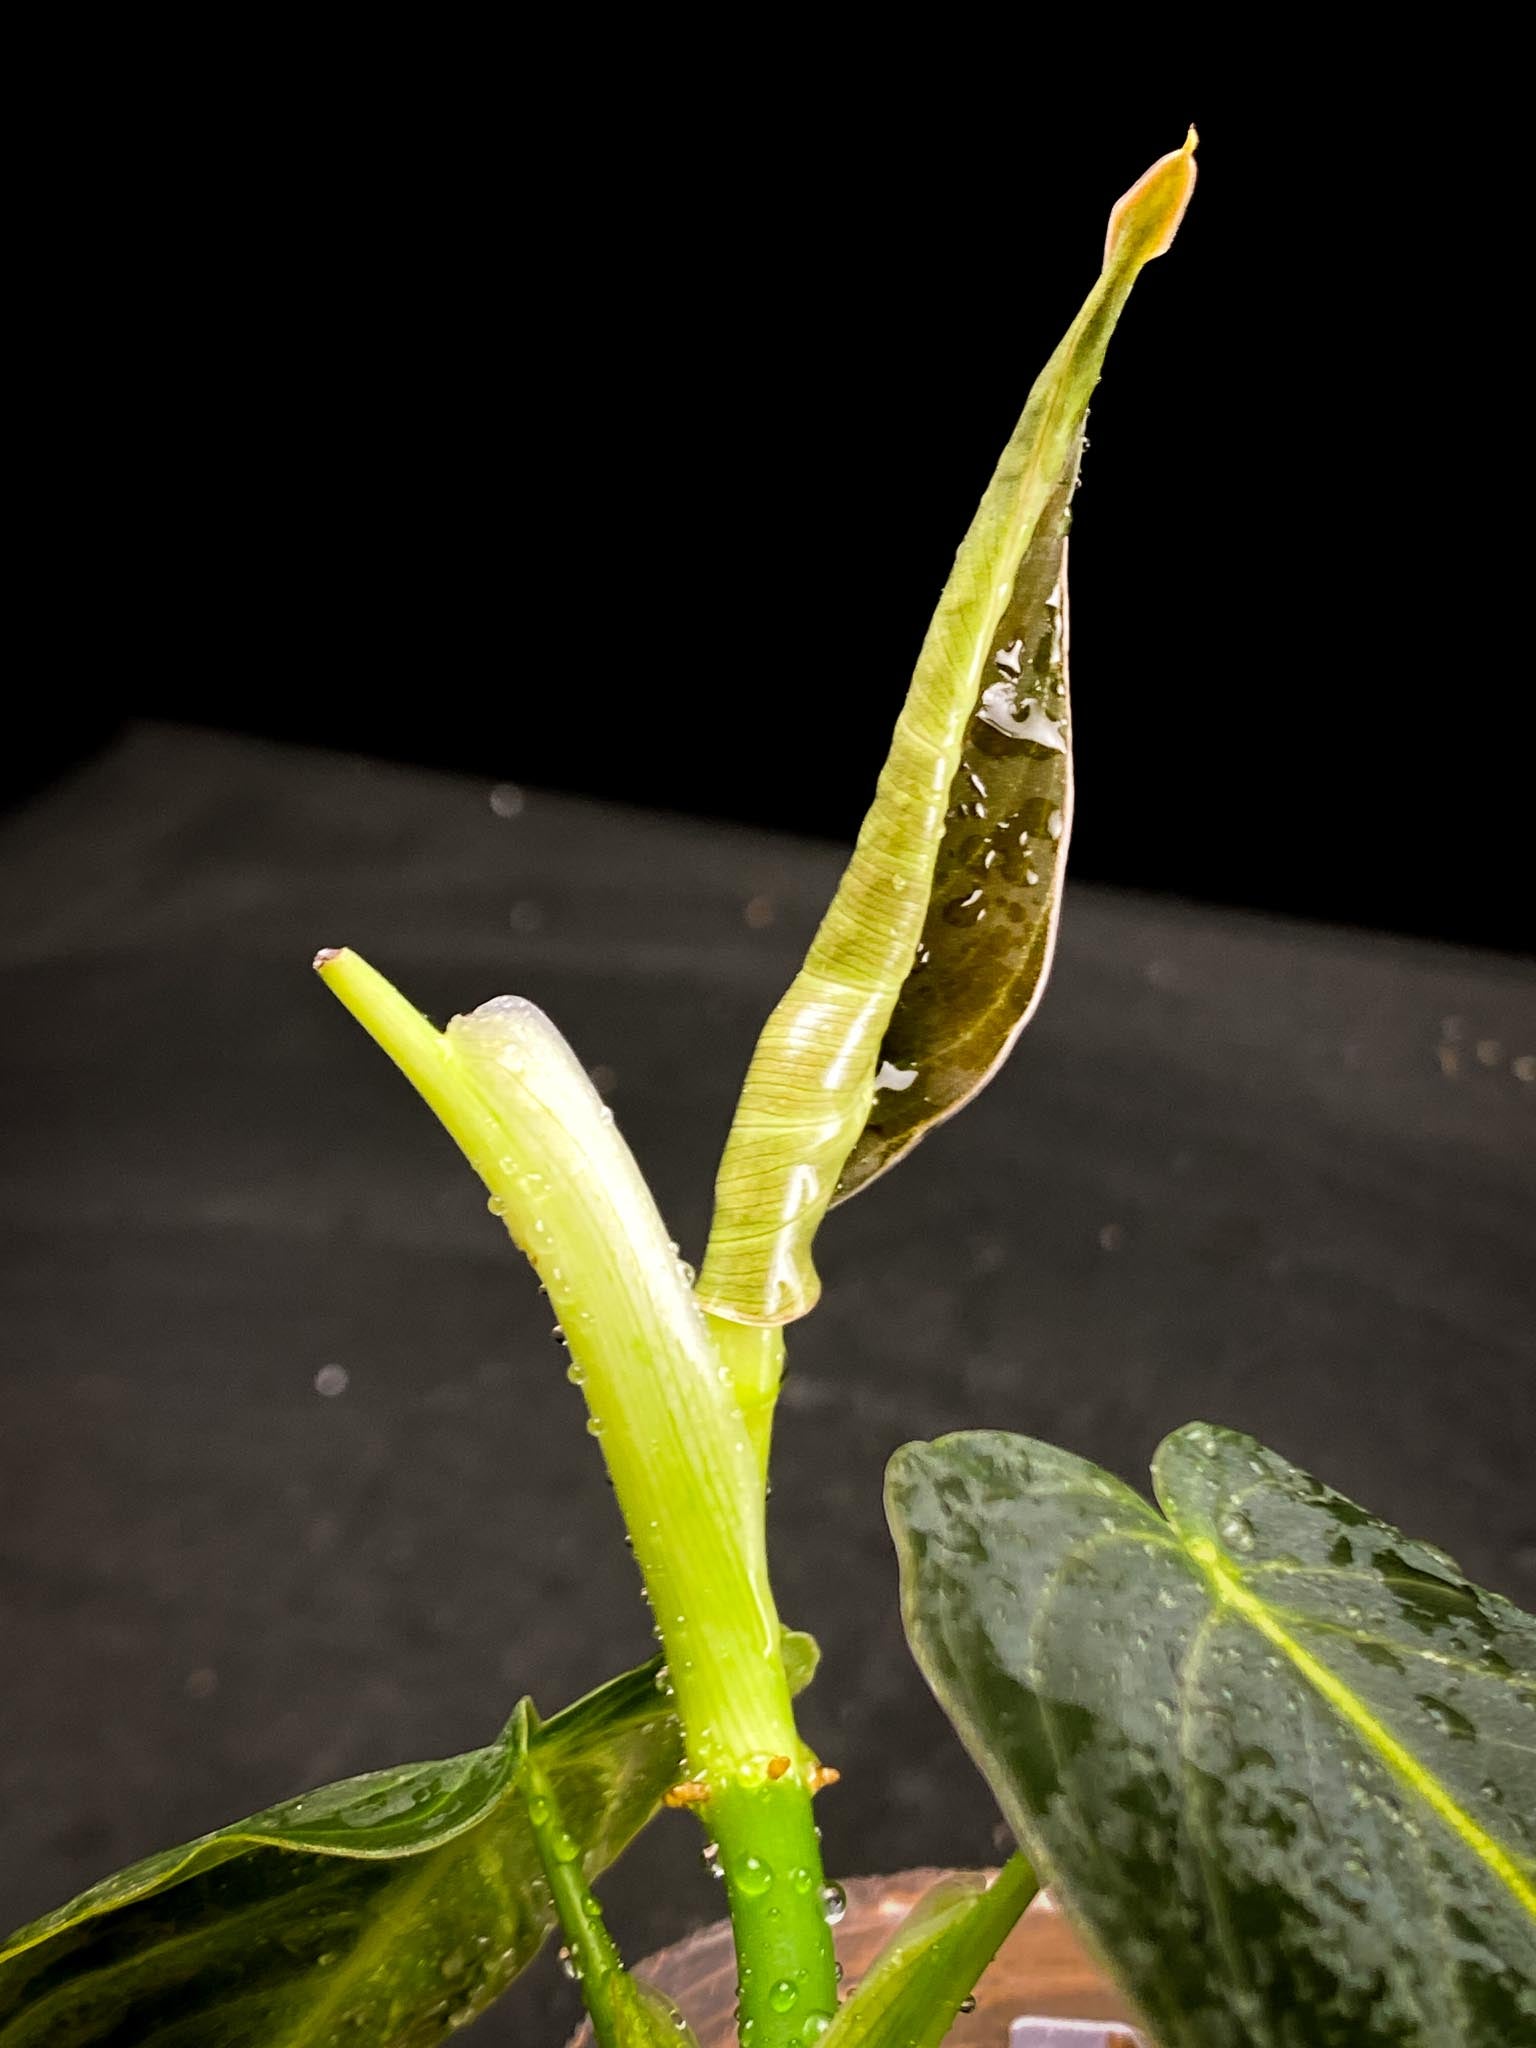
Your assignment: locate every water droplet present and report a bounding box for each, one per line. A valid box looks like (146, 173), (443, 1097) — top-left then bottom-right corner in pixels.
(486, 1193), (507, 1216)
(527, 1793), (549, 1825)
(1419, 1693), (1476, 1740)
(801, 2015), (833, 2041)
(586, 1415), (605, 1436)
(736, 1856), (774, 1897)
(566, 1361), (585, 1385)
(818, 1881), (847, 1925)
(790, 1865), (815, 1895)
(313, 1363), (349, 1398)
(489, 783), (524, 818)
(1219, 1508), (1257, 1552)
(557, 1944), (581, 1981)
(769, 1980), (798, 2013)
(958, 1994), (977, 2014)
(550, 1827), (581, 1863)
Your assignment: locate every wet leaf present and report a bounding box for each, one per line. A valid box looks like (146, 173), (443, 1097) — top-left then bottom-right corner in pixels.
(0, 1635), (817, 2046)
(699, 133), (1196, 1323)
(887, 1426), (1536, 2046)
(836, 442), (1077, 1201)
(819, 1856), (1037, 2048)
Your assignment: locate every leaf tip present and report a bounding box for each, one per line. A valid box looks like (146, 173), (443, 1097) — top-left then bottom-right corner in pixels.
(1103, 131), (1199, 272)
(312, 946), (345, 973)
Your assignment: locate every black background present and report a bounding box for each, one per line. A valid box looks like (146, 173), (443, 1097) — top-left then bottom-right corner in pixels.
(22, 73), (1529, 954)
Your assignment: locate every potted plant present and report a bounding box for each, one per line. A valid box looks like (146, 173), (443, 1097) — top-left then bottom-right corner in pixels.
(2, 131), (1531, 2048)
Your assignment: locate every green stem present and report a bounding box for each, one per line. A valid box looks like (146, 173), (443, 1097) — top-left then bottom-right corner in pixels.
(911, 1854), (1037, 2043)
(705, 1314), (785, 1476)
(316, 953), (839, 2045)
(710, 1779), (838, 2044)
(524, 1737), (623, 2048)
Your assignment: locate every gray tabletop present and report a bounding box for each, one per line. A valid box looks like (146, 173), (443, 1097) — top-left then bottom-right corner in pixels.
(1, 726), (1532, 2041)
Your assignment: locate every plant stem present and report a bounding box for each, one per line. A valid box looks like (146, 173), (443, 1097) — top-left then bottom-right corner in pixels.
(709, 1778), (839, 2044)
(316, 953), (839, 2044)
(705, 1314), (785, 1476)
(524, 1735), (623, 2048)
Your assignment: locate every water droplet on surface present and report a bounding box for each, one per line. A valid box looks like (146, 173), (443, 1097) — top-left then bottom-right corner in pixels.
(800, 2014), (833, 2040)
(1219, 1509), (1257, 1552)
(586, 1415), (604, 1436)
(769, 1980), (798, 2013)
(314, 1363), (349, 1398)
(958, 1994), (977, 2014)
(736, 1856), (774, 1896)
(550, 1827), (581, 1863)
(1419, 1693), (1476, 1740)
(790, 1865), (814, 1895)
(557, 1945), (581, 1981)
(489, 783), (524, 818)
(818, 1880), (847, 1925)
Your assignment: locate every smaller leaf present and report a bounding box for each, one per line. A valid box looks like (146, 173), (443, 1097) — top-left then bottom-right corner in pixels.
(820, 1855), (1037, 2048)
(0, 1635), (817, 2048)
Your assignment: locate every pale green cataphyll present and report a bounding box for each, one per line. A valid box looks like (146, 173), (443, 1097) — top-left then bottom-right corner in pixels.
(2, 131), (1533, 2048)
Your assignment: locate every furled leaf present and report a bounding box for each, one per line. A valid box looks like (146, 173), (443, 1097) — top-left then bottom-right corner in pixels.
(887, 1426), (1536, 2047)
(0, 1635), (818, 2047)
(820, 1855), (1037, 2048)
(835, 440), (1077, 1201)
(698, 132), (1196, 1325)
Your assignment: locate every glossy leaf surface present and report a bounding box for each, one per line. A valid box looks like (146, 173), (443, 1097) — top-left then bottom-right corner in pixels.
(837, 440), (1079, 1200)
(820, 1856), (1037, 2048)
(0, 1636), (816, 2047)
(887, 1426), (1536, 2046)
(699, 133), (1196, 1323)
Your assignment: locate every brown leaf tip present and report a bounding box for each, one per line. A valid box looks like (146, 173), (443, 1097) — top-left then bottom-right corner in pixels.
(312, 947), (343, 971)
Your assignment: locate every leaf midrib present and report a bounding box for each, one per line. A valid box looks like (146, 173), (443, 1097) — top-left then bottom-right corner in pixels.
(1188, 1535), (1536, 1916)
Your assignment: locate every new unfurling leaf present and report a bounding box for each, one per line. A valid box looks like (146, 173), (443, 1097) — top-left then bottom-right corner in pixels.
(698, 133), (1197, 1325)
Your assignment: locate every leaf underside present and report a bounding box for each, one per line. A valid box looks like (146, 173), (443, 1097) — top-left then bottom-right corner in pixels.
(0, 1636), (816, 2048)
(836, 435), (1080, 1202)
(887, 1425), (1536, 2047)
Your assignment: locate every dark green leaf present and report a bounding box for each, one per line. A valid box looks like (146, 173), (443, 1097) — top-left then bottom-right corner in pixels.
(0, 1634), (818, 2047)
(887, 1426), (1536, 2046)
(820, 1855), (1037, 2048)
(836, 439), (1079, 1201)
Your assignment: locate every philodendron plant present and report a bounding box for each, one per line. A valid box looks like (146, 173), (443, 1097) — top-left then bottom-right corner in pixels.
(3, 132), (1533, 2048)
